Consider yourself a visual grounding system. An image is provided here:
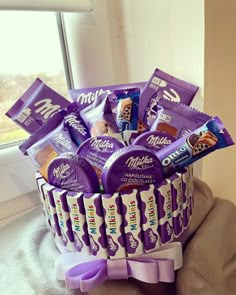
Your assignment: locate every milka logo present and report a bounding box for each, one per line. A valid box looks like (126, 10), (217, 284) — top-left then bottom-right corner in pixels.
(128, 234), (138, 249)
(90, 138), (113, 151)
(126, 156), (154, 169)
(148, 229), (157, 243)
(76, 89), (112, 104)
(166, 223), (172, 236)
(34, 98), (60, 119)
(147, 135), (172, 146)
(53, 134), (71, 149)
(65, 115), (87, 136)
(53, 163), (71, 179)
(90, 236), (99, 252)
(108, 237), (118, 252)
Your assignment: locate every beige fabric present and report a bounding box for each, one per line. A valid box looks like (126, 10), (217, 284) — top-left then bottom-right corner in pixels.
(177, 197), (236, 295)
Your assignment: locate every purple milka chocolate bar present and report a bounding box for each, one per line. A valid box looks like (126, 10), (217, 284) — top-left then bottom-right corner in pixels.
(102, 193), (126, 259)
(67, 192), (90, 255)
(181, 169), (191, 229)
(156, 179), (173, 245)
(121, 189), (144, 257)
(139, 68), (198, 127)
(83, 193), (108, 258)
(53, 189), (75, 252)
(139, 185), (161, 252)
(42, 183), (63, 244)
(188, 165), (194, 213)
(5, 78), (69, 134)
(169, 173), (184, 238)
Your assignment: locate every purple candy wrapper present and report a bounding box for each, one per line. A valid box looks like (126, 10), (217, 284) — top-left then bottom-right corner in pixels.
(156, 179), (173, 245)
(139, 69), (199, 127)
(169, 173), (184, 238)
(5, 78), (69, 134)
(64, 102), (90, 146)
(188, 165), (194, 212)
(47, 152), (100, 193)
(139, 185), (161, 252)
(77, 136), (124, 182)
(67, 192), (90, 255)
(80, 93), (119, 137)
(181, 169), (191, 229)
(102, 193), (126, 259)
(133, 131), (176, 151)
(53, 188), (76, 251)
(69, 82), (146, 111)
(151, 99), (211, 139)
(120, 189), (144, 257)
(102, 145), (163, 193)
(42, 183), (63, 246)
(156, 117), (234, 178)
(83, 193), (108, 258)
(122, 130), (140, 146)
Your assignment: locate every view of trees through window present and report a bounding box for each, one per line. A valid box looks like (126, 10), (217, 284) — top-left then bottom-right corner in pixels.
(0, 11), (68, 146)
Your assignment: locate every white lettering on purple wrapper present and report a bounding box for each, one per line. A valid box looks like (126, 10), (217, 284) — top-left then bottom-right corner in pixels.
(34, 98), (60, 119)
(53, 163), (71, 179)
(147, 134), (172, 146)
(125, 156), (154, 169)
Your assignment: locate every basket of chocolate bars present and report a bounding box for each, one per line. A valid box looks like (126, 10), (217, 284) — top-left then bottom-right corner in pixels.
(5, 68), (234, 292)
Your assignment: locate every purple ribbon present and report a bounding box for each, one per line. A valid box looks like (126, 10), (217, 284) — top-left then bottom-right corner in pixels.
(65, 257), (175, 291)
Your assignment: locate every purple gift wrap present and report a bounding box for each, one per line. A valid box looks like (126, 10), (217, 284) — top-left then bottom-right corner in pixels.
(102, 193), (126, 259)
(169, 173), (184, 238)
(181, 169), (191, 229)
(5, 78), (69, 134)
(156, 180), (173, 245)
(47, 152), (100, 193)
(42, 183), (63, 245)
(69, 82), (146, 111)
(83, 193), (108, 258)
(139, 68), (198, 127)
(67, 192), (90, 255)
(139, 185), (161, 252)
(102, 145), (163, 193)
(53, 189), (76, 251)
(120, 189), (144, 257)
(133, 131), (176, 151)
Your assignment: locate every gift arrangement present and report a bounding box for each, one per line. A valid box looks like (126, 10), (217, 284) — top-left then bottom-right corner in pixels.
(5, 68), (234, 292)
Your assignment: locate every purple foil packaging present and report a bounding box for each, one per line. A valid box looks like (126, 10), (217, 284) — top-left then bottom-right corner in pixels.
(169, 173), (184, 238)
(69, 82), (146, 111)
(102, 193), (126, 259)
(53, 188), (76, 251)
(120, 189), (144, 257)
(151, 99), (211, 139)
(5, 78), (69, 134)
(83, 193), (108, 258)
(139, 69), (199, 127)
(42, 183), (63, 244)
(156, 179), (173, 245)
(156, 117), (234, 178)
(133, 131), (176, 151)
(80, 93), (119, 137)
(64, 102), (90, 146)
(102, 145), (163, 193)
(181, 169), (191, 229)
(47, 152), (100, 193)
(67, 192), (90, 255)
(139, 185), (161, 252)
(77, 136), (124, 182)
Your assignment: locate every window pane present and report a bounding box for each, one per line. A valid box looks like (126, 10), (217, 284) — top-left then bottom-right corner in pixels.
(0, 11), (68, 146)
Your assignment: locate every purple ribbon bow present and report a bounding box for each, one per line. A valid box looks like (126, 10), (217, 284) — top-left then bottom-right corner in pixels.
(65, 257), (175, 291)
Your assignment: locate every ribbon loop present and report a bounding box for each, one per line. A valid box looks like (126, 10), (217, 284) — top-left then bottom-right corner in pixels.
(107, 259), (128, 280)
